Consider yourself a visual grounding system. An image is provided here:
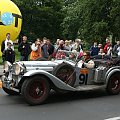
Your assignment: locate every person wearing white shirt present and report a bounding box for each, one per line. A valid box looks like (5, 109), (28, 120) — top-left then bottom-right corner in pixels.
(1, 33), (14, 62)
(1, 33), (14, 53)
(117, 46), (120, 57)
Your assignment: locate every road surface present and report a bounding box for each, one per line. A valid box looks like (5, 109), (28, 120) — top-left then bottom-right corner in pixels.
(0, 88), (120, 120)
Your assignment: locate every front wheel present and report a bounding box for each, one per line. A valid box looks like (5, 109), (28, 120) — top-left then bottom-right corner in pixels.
(106, 72), (120, 95)
(21, 76), (50, 105)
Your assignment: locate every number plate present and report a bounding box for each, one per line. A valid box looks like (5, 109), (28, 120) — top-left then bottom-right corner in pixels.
(80, 68), (89, 74)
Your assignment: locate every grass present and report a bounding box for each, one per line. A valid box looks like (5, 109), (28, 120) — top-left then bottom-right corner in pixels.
(0, 45), (20, 65)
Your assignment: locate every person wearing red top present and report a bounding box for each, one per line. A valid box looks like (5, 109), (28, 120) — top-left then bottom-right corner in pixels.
(104, 37), (110, 54)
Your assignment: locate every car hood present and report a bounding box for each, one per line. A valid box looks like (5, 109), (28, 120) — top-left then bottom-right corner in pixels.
(15, 60), (76, 72)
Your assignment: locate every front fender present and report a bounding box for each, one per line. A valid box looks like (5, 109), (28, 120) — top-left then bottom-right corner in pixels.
(22, 70), (76, 91)
(105, 69), (120, 84)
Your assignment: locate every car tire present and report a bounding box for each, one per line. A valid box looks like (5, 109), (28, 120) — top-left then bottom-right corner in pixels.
(21, 75), (50, 105)
(2, 87), (20, 95)
(53, 63), (76, 87)
(106, 72), (120, 95)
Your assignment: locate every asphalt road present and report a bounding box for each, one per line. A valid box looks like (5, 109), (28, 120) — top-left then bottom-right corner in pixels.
(0, 89), (120, 120)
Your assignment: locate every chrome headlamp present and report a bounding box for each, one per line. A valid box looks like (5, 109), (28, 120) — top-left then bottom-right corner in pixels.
(4, 61), (12, 72)
(13, 62), (26, 75)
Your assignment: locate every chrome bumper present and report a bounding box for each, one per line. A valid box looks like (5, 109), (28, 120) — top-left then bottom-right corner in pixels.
(1, 75), (19, 92)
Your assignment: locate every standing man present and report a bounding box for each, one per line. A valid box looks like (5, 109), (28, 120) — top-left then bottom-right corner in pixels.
(104, 37), (111, 54)
(47, 39), (54, 60)
(113, 40), (120, 57)
(41, 37), (49, 59)
(18, 36), (31, 61)
(1, 33), (14, 62)
(1, 33), (14, 53)
(90, 42), (99, 56)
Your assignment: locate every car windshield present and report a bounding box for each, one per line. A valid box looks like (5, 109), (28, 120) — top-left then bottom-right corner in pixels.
(55, 50), (79, 61)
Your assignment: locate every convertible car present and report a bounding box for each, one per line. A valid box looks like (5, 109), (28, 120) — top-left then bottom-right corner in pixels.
(1, 52), (120, 105)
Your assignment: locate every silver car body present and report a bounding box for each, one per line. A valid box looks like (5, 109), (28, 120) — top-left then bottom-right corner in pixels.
(1, 58), (120, 93)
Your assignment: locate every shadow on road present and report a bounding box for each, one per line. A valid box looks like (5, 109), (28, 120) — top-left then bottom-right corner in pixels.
(0, 89), (112, 106)
(45, 89), (110, 105)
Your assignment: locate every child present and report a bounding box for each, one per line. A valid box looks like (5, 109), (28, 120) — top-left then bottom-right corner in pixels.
(2, 42), (15, 64)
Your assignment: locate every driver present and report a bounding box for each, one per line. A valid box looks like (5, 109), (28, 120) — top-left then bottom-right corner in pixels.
(79, 51), (95, 68)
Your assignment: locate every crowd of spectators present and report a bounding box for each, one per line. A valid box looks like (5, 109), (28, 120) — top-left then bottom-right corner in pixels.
(1, 33), (120, 64)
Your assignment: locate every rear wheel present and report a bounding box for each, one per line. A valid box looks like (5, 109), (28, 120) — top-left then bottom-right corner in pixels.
(106, 72), (120, 95)
(2, 87), (20, 95)
(21, 76), (50, 105)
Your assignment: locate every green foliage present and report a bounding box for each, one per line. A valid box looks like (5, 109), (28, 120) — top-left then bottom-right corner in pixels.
(61, 0), (120, 43)
(12, 0), (120, 43)
(12, 0), (65, 42)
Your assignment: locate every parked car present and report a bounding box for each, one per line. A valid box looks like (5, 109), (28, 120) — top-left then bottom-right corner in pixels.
(1, 52), (120, 105)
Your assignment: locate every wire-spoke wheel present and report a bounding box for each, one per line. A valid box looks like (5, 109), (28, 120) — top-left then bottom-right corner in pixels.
(21, 75), (50, 105)
(106, 72), (120, 95)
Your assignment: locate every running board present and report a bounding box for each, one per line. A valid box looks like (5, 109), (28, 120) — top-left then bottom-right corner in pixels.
(75, 85), (105, 91)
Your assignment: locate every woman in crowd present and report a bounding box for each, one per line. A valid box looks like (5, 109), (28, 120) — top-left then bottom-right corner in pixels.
(30, 38), (42, 60)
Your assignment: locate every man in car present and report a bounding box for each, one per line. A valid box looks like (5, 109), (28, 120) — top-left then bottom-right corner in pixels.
(78, 51), (95, 68)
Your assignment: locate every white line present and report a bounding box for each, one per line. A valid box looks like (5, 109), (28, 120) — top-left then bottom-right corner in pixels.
(105, 116), (120, 120)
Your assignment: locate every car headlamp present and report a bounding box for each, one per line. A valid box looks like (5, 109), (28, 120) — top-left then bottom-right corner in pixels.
(14, 62), (26, 75)
(4, 61), (12, 72)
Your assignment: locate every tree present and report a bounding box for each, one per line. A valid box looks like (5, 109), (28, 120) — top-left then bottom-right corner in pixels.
(61, 0), (120, 43)
(12, 0), (65, 42)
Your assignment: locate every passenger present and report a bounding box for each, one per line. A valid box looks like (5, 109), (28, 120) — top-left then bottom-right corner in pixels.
(69, 50), (78, 61)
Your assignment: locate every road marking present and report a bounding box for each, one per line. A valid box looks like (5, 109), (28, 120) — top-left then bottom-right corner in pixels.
(105, 116), (120, 120)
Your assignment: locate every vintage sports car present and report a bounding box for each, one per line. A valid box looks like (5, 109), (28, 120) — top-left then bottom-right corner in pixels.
(1, 51), (120, 105)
